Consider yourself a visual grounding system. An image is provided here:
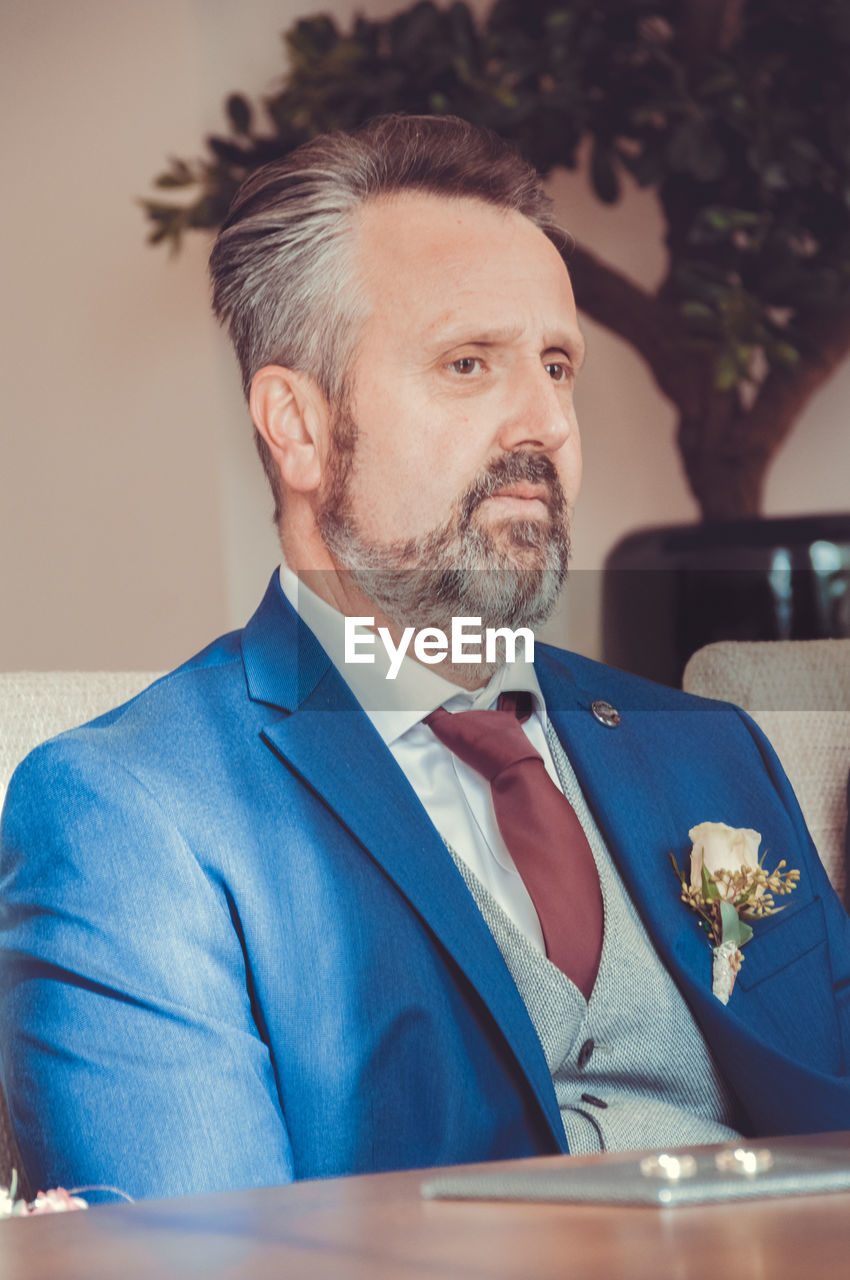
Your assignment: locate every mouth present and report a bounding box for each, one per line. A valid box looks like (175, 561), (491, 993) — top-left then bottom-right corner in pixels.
(480, 483), (551, 518)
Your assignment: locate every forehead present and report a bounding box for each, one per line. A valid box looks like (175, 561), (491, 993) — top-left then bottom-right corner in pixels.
(350, 191), (579, 352)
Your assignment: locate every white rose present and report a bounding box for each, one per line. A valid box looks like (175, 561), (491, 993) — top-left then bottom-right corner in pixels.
(689, 821), (762, 892)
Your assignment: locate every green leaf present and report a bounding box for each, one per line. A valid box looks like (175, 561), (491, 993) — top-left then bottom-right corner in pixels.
(668, 121), (727, 183)
(719, 900), (742, 945)
(389, 0), (442, 60)
(714, 352), (740, 391)
(286, 14), (340, 62)
(774, 342), (800, 366)
(705, 208), (732, 232)
(154, 171), (193, 189)
(717, 903), (753, 948)
(669, 852), (685, 886)
(447, 2), (479, 62)
(206, 136), (251, 167)
(701, 865), (720, 901)
(226, 94), (253, 135)
(681, 301), (715, 321)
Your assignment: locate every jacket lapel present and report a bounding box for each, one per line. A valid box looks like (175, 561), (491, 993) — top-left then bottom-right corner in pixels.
(535, 645), (698, 980)
(241, 575), (566, 1148)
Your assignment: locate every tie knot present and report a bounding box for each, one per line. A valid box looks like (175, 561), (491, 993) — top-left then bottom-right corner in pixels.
(425, 691), (539, 781)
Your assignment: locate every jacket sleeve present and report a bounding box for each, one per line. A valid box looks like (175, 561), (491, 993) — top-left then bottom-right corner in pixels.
(0, 735), (295, 1201)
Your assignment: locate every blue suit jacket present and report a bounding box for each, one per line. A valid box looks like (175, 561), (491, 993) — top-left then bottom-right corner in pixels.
(2, 574), (850, 1199)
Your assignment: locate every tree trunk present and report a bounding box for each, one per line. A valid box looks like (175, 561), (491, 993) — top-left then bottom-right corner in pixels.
(675, 375), (769, 520)
(677, 409), (770, 519)
(568, 244), (850, 523)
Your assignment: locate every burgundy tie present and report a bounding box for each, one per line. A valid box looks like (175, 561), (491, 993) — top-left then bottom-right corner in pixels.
(426, 691), (603, 999)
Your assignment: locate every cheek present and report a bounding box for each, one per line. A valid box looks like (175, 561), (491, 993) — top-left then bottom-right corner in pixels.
(555, 431), (583, 505)
(570, 446), (583, 499)
(344, 444), (451, 539)
(362, 414), (477, 497)
(344, 382), (494, 534)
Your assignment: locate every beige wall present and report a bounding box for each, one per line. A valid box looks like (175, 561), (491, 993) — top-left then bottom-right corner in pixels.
(3, 0), (849, 671)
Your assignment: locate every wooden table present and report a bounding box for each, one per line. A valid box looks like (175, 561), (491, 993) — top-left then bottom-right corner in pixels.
(3, 1133), (850, 1279)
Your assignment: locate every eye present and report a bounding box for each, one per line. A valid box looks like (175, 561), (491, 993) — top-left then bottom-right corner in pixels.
(545, 360), (570, 383)
(449, 356), (483, 376)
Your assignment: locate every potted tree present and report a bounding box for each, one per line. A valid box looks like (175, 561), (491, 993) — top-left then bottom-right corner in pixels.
(145, 0), (850, 682)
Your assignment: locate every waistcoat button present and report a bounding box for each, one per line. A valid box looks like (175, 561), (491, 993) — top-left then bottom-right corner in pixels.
(580, 1093), (608, 1109)
(577, 1038), (594, 1069)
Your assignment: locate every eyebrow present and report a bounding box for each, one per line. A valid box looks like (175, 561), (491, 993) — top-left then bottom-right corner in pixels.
(564, 333), (587, 370)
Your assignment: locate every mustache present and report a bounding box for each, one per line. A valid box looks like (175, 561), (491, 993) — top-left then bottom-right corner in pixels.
(459, 452), (566, 528)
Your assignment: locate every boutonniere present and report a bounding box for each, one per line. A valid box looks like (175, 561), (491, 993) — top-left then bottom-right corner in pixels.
(0, 1170), (88, 1218)
(670, 822), (800, 1005)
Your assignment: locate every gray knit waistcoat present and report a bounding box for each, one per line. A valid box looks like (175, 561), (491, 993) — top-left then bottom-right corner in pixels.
(448, 725), (742, 1154)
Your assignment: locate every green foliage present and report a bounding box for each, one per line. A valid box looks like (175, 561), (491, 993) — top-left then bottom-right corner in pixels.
(701, 863), (719, 901)
(719, 899), (753, 949)
(145, 0), (850, 392)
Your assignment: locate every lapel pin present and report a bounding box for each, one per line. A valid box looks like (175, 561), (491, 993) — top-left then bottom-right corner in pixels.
(591, 700), (621, 728)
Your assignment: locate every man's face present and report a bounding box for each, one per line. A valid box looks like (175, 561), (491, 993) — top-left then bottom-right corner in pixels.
(317, 191), (584, 632)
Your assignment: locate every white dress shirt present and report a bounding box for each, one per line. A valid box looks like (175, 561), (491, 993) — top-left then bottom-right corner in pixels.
(279, 562), (574, 954)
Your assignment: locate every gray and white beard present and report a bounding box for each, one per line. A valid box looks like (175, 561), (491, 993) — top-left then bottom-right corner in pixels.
(317, 437), (571, 648)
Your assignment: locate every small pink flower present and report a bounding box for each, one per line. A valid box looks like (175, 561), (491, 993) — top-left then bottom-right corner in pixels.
(19, 1188), (88, 1215)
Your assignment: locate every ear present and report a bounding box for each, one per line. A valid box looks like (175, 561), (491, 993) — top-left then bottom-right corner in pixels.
(249, 366), (330, 495)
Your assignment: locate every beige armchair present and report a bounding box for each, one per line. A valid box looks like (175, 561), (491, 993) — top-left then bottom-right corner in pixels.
(683, 639), (850, 906)
(0, 671), (162, 1193)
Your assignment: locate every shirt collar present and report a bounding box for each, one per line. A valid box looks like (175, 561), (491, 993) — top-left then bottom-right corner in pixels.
(278, 561), (548, 746)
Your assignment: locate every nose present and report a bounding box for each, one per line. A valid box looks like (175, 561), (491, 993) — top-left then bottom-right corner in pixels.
(497, 360), (574, 455)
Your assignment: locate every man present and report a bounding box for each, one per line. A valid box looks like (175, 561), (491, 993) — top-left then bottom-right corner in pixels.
(2, 115), (849, 1202)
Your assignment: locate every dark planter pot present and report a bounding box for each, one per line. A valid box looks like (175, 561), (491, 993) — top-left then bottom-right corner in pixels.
(602, 513), (850, 688)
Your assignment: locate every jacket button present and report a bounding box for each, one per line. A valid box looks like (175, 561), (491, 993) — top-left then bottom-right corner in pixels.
(577, 1038), (594, 1069)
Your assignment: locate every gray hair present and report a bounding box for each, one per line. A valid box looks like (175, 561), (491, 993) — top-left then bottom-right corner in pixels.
(209, 113), (568, 522)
